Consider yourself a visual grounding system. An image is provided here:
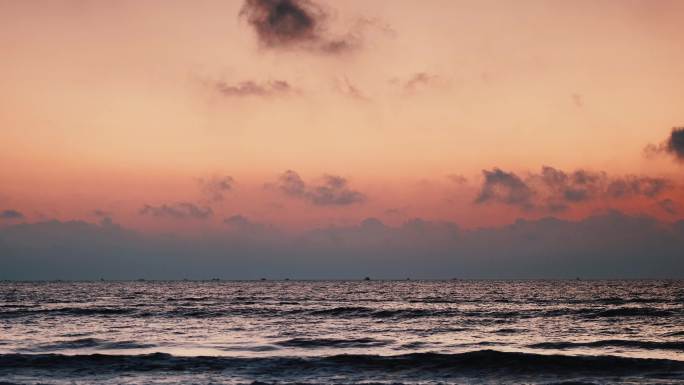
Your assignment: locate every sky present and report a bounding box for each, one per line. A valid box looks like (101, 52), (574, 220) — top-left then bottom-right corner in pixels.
(1, 0), (684, 279)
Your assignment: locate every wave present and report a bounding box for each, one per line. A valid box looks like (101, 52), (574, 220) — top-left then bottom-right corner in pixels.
(585, 307), (676, 318)
(1, 350), (683, 377)
(29, 338), (155, 351)
(276, 337), (393, 348)
(1, 304), (679, 321)
(0, 307), (135, 318)
(306, 306), (456, 318)
(528, 340), (684, 351)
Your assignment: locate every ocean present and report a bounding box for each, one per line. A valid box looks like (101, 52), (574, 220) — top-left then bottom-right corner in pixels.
(0, 280), (682, 384)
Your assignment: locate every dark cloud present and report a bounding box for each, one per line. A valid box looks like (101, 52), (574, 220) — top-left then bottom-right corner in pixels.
(536, 168), (672, 202)
(0, 209), (24, 220)
(239, 0), (361, 54)
(644, 127), (684, 161)
(476, 166), (674, 212)
(198, 176), (235, 202)
(474, 168), (535, 210)
(666, 127), (684, 160)
(215, 80), (293, 97)
(658, 199), (678, 215)
(2, 211), (684, 279)
(92, 209), (112, 218)
(536, 167), (603, 200)
(274, 170), (366, 206)
(139, 202), (213, 220)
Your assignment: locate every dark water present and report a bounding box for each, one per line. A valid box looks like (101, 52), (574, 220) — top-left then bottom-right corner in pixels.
(1, 280), (683, 384)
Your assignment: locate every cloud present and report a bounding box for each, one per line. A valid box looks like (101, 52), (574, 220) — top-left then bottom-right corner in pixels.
(665, 127), (684, 160)
(92, 209), (112, 218)
(474, 168), (535, 210)
(0, 209), (24, 220)
(384, 207), (405, 216)
(215, 80), (293, 97)
(335, 77), (368, 100)
(644, 127), (684, 161)
(198, 175), (235, 202)
(447, 174), (468, 185)
(2, 211), (684, 279)
(273, 170), (366, 206)
(605, 176), (671, 199)
(534, 167), (604, 204)
(658, 199), (678, 215)
(139, 202), (213, 220)
(389, 72), (440, 94)
(404, 72), (438, 92)
(239, 0), (361, 54)
(224, 214), (275, 234)
(475, 166), (674, 212)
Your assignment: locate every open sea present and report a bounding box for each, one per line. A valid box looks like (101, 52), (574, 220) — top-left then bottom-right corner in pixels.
(0, 280), (683, 384)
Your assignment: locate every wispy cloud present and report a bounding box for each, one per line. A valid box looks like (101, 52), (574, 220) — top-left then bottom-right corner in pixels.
(92, 209), (112, 218)
(403, 72), (438, 92)
(215, 80), (294, 98)
(447, 174), (468, 185)
(198, 175), (235, 202)
(139, 202), (213, 220)
(644, 127), (684, 161)
(335, 77), (368, 100)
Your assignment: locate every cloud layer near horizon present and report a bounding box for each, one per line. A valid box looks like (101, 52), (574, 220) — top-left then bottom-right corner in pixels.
(1, 211), (683, 280)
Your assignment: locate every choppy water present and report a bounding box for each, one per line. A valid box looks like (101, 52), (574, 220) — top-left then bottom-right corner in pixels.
(1, 280), (683, 384)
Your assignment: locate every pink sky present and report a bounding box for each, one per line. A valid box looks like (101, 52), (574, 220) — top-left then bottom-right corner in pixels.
(1, 0), (683, 233)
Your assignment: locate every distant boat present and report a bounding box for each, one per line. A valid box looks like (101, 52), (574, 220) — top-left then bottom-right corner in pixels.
(364, 276), (371, 281)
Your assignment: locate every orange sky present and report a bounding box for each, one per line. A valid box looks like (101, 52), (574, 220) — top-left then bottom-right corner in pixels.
(1, 0), (683, 232)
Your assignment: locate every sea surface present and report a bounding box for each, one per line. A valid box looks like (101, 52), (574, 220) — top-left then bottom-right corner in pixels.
(0, 280), (683, 384)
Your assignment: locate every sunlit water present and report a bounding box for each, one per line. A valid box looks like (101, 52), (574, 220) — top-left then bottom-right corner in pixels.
(1, 280), (683, 384)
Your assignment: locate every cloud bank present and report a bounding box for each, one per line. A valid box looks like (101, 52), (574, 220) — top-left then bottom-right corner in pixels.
(1, 211), (683, 279)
